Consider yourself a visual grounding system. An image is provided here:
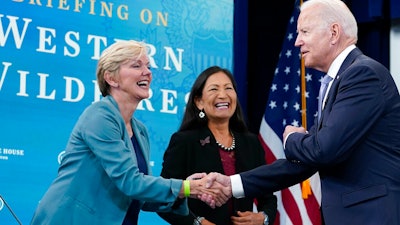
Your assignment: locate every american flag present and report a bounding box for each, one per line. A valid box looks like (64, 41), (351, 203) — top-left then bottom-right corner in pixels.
(258, 0), (324, 224)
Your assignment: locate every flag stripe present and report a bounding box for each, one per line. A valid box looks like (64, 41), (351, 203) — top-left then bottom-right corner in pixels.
(282, 188), (302, 224)
(259, 118), (283, 161)
(304, 177), (322, 224)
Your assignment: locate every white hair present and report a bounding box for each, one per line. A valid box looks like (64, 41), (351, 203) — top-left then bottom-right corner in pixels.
(301, 0), (358, 43)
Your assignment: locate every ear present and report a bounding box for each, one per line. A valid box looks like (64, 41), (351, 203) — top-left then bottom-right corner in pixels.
(194, 96), (203, 111)
(104, 71), (119, 88)
(330, 23), (340, 44)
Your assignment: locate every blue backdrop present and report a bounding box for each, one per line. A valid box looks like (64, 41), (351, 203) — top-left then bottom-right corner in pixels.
(0, 1), (233, 224)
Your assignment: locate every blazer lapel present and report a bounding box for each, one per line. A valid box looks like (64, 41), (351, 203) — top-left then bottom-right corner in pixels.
(131, 119), (150, 167)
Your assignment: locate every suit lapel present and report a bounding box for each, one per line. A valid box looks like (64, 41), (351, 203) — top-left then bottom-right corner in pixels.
(319, 48), (363, 127)
(337, 48), (362, 75)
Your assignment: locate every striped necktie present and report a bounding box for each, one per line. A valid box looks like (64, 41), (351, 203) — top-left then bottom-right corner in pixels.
(318, 74), (333, 122)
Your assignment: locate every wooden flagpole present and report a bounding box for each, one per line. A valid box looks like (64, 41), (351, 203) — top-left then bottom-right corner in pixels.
(299, 0), (312, 199)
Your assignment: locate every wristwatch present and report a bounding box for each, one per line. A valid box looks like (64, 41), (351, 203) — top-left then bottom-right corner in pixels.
(261, 212), (269, 225)
(193, 216), (204, 225)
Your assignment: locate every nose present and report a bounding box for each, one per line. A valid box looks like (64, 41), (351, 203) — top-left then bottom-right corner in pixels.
(294, 35), (302, 47)
(217, 89), (228, 98)
(143, 66), (152, 76)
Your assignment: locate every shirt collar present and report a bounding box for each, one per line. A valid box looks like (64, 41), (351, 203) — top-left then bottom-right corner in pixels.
(326, 44), (356, 79)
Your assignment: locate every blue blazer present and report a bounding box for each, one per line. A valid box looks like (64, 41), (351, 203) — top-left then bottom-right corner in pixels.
(30, 95), (187, 225)
(239, 48), (400, 225)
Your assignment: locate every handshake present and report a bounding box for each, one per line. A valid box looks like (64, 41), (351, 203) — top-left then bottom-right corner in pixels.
(182, 172), (233, 208)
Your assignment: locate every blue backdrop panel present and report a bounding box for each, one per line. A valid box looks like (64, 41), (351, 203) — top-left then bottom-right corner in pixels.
(0, 1), (233, 224)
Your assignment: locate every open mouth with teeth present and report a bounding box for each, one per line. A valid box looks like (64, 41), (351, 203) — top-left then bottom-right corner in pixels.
(137, 80), (149, 87)
(216, 102), (229, 109)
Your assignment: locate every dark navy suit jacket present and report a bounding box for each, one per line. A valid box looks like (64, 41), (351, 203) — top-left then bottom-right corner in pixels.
(239, 48), (400, 225)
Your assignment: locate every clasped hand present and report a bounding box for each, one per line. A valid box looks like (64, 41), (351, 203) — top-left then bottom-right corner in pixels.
(187, 172), (232, 208)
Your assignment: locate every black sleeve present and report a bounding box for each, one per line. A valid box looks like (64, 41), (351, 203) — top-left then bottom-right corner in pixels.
(157, 132), (194, 225)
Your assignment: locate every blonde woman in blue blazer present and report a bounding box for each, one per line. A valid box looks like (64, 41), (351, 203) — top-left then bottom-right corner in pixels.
(30, 40), (226, 225)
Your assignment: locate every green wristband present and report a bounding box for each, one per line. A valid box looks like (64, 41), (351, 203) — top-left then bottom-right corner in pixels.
(183, 180), (190, 197)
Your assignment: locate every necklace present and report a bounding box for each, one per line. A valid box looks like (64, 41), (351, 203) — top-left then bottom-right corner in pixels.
(216, 135), (235, 152)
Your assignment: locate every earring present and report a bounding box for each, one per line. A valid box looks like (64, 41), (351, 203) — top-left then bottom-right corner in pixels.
(199, 110), (205, 119)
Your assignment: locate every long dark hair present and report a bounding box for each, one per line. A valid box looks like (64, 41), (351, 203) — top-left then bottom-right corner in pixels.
(179, 66), (248, 132)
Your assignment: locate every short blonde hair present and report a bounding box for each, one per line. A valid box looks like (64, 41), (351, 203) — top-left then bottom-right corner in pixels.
(96, 40), (148, 96)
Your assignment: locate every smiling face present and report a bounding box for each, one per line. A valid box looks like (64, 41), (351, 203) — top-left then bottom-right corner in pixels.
(195, 71), (237, 123)
(105, 54), (152, 103)
(118, 55), (152, 101)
